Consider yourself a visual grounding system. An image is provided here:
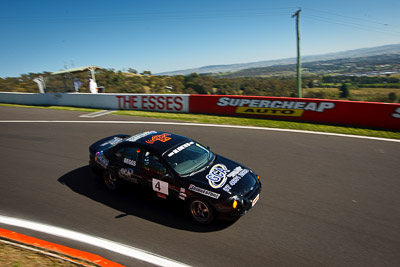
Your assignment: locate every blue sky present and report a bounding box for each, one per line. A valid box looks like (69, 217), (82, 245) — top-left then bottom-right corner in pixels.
(1, 0), (399, 77)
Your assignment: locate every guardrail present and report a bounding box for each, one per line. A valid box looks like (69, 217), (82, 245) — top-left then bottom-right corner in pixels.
(1, 92), (399, 130)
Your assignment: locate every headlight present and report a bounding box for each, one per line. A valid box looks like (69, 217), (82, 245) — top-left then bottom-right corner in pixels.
(231, 197), (244, 209)
(232, 200), (238, 209)
(250, 170), (260, 180)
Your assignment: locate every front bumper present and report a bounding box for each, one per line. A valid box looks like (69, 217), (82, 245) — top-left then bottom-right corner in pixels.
(215, 181), (261, 220)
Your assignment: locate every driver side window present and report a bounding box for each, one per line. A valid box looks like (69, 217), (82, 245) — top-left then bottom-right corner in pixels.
(142, 151), (167, 176)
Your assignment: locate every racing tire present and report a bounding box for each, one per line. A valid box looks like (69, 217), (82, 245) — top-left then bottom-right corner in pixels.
(188, 198), (215, 224)
(103, 171), (119, 190)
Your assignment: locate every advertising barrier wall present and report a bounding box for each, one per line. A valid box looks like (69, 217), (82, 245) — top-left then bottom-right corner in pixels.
(1, 92), (399, 130)
(189, 95), (400, 130)
(0, 92), (189, 113)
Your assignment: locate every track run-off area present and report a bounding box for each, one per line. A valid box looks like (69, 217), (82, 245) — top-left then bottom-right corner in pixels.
(0, 106), (399, 267)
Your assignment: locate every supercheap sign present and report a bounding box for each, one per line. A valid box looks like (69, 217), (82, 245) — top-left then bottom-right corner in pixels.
(188, 95), (400, 130)
(217, 97), (336, 117)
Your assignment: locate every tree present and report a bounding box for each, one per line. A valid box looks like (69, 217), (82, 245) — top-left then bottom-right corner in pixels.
(127, 68), (137, 74)
(307, 80), (314, 88)
(144, 75), (167, 93)
(388, 92), (398, 103)
(339, 83), (350, 98)
(166, 76), (185, 93)
(141, 71), (152, 76)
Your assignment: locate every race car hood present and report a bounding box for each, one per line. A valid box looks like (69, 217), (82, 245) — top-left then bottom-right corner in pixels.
(190, 155), (258, 197)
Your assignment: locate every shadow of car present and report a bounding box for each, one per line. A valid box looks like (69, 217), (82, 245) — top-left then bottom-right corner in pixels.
(58, 165), (236, 232)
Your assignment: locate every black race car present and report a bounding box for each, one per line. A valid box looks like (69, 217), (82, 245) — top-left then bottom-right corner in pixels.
(89, 131), (261, 224)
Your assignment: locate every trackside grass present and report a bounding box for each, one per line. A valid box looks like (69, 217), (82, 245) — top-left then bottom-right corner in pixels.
(1, 103), (399, 140)
(0, 242), (91, 267)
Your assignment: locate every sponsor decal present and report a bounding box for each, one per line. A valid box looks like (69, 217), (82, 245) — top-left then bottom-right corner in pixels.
(229, 168), (249, 187)
(118, 168), (138, 183)
(236, 107), (304, 117)
(227, 166), (243, 178)
(392, 107), (400, 118)
(146, 133), (172, 144)
(123, 158), (136, 166)
(206, 164), (229, 189)
(223, 166), (249, 194)
(119, 168), (134, 178)
(95, 151), (109, 169)
(100, 137), (123, 147)
(179, 188), (187, 200)
(223, 185), (232, 194)
(126, 131), (157, 142)
(252, 194), (260, 207)
(168, 141), (194, 157)
(217, 97), (335, 117)
(188, 184), (220, 199)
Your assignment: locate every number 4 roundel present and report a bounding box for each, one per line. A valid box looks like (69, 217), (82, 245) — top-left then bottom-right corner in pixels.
(152, 179), (169, 195)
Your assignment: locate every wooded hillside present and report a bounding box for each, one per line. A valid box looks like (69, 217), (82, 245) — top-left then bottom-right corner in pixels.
(1, 69), (399, 103)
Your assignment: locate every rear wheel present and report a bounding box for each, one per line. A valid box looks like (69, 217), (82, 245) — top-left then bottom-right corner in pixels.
(189, 198), (215, 224)
(103, 171), (119, 190)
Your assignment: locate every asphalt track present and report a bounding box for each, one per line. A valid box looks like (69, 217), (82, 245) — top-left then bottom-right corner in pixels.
(0, 106), (400, 267)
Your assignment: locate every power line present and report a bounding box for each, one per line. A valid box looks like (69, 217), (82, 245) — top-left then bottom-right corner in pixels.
(0, 8), (294, 24)
(302, 14), (400, 36)
(303, 7), (400, 29)
(301, 7), (400, 36)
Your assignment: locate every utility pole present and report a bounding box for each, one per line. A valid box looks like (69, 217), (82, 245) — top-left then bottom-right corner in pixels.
(292, 9), (302, 98)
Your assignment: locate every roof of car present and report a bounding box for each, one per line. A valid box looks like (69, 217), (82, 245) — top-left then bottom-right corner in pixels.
(124, 131), (191, 154)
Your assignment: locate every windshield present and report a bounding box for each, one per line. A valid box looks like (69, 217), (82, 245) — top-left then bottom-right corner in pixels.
(165, 142), (214, 176)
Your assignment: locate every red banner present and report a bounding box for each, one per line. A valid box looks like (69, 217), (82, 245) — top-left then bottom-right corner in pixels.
(189, 95), (400, 130)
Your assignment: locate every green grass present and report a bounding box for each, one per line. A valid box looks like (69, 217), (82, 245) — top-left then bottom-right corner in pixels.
(1, 103), (399, 140)
(0, 103), (99, 113)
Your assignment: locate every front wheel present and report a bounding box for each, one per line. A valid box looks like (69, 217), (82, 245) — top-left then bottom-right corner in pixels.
(103, 171), (119, 190)
(188, 198), (215, 224)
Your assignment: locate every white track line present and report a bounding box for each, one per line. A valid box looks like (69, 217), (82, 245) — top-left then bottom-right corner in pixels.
(0, 215), (191, 267)
(79, 110), (115, 118)
(0, 120), (399, 143)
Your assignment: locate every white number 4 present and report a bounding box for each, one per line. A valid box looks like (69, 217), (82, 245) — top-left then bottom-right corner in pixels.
(152, 179), (168, 195)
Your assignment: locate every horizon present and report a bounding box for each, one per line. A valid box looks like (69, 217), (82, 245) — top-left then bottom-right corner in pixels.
(156, 43), (400, 75)
(1, 42), (400, 78)
(1, 0), (400, 78)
